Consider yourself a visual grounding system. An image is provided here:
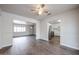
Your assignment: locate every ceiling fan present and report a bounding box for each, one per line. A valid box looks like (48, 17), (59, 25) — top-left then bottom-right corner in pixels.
(31, 4), (51, 16)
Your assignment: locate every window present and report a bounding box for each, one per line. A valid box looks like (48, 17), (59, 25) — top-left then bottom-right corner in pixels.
(13, 20), (26, 32)
(14, 26), (26, 32)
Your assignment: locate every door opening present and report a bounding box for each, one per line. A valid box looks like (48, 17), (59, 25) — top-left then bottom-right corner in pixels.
(48, 20), (61, 46)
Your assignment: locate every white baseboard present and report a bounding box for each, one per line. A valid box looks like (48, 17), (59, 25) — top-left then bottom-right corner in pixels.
(0, 47), (2, 49)
(61, 43), (79, 50)
(0, 44), (12, 49)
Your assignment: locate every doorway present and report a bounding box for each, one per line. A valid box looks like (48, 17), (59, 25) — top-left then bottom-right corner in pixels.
(48, 20), (61, 46)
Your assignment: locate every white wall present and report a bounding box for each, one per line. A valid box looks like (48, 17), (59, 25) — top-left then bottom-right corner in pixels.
(40, 20), (48, 41)
(32, 24), (36, 35)
(0, 15), (2, 48)
(0, 12), (13, 48)
(60, 9), (79, 50)
(25, 25), (36, 35)
(0, 11), (40, 49)
(40, 8), (79, 50)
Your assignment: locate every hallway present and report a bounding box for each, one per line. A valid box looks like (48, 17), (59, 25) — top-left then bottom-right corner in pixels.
(0, 36), (79, 55)
(49, 37), (60, 47)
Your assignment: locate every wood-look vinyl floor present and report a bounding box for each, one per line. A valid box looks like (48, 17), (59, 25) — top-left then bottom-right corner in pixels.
(0, 36), (79, 55)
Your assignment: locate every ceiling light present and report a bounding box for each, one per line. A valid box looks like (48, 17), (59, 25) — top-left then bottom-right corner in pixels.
(58, 20), (61, 22)
(30, 27), (33, 29)
(31, 4), (51, 16)
(38, 11), (42, 15)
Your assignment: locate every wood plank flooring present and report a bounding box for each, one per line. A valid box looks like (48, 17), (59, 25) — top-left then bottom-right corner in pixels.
(0, 36), (79, 55)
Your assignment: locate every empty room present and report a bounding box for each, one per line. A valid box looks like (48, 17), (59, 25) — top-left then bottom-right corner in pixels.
(0, 4), (79, 55)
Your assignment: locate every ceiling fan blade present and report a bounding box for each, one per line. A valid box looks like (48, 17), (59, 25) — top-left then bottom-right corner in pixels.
(44, 10), (48, 13)
(41, 4), (45, 8)
(47, 13), (51, 15)
(31, 9), (36, 11)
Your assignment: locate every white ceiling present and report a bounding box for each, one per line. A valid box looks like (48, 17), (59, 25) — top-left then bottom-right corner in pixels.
(0, 4), (79, 21)
(49, 20), (61, 24)
(13, 19), (35, 25)
(26, 22), (35, 25)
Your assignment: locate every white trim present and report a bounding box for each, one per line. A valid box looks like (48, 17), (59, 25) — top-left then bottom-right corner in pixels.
(61, 43), (79, 50)
(0, 47), (2, 49)
(0, 44), (12, 49)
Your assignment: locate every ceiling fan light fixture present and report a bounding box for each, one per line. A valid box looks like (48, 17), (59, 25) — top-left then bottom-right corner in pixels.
(38, 11), (42, 15)
(31, 4), (51, 16)
(58, 20), (61, 22)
